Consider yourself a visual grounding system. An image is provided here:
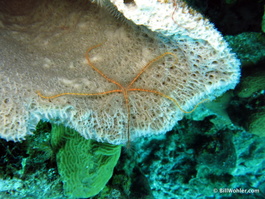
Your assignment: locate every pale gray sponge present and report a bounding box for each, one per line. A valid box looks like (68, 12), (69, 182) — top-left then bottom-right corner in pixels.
(0, 0), (240, 144)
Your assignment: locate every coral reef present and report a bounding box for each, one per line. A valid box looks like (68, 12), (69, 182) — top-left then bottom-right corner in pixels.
(116, 118), (265, 198)
(0, 122), (63, 198)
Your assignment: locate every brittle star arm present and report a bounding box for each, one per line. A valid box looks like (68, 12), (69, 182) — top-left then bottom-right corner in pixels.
(86, 43), (132, 144)
(85, 43), (123, 89)
(127, 52), (178, 88)
(123, 89), (131, 147)
(36, 89), (122, 99)
(128, 88), (208, 113)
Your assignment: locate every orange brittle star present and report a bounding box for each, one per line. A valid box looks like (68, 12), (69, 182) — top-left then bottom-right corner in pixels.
(37, 43), (207, 144)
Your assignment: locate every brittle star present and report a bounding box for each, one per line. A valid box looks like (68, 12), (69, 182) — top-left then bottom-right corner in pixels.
(37, 43), (207, 145)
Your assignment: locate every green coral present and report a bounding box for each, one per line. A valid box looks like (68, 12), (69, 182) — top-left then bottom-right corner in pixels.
(247, 110), (265, 137)
(236, 71), (265, 98)
(51, 124), (121, 198)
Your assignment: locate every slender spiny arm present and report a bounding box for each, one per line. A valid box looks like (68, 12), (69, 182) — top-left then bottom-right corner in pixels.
(85, 43), (123, 89)
(128, 52), (178, 88)
(128, 88), (208, 113)
(36, 90), (123, 99)
(122, 90), (131, 145)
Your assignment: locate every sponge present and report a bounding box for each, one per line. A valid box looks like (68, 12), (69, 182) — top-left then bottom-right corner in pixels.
(0, 0), (240, 144)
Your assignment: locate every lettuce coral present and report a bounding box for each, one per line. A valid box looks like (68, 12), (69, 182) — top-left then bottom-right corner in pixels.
(51, 124), (121, 198)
